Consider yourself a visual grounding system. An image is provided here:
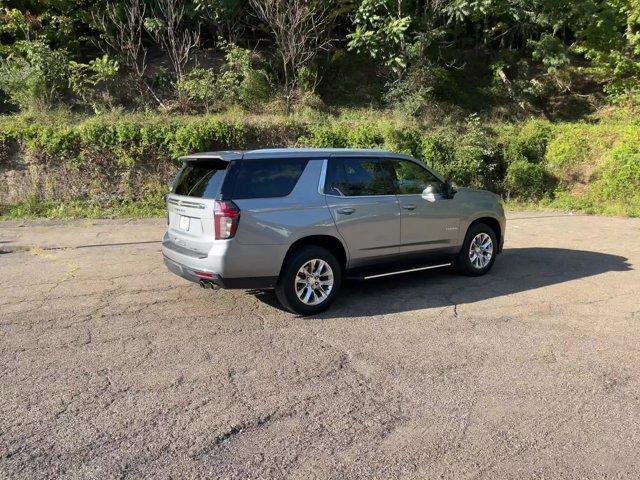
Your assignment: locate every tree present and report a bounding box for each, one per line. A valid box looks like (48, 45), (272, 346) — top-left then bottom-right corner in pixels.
(93, 0), (162, 106)
(145, 0), (201, 84)
(250, 0), (332, 113)
(194, 0), (248, 43)
(347, 0), (411, 78)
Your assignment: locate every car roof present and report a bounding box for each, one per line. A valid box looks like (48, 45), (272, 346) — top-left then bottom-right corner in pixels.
(179, 148), (417, 162)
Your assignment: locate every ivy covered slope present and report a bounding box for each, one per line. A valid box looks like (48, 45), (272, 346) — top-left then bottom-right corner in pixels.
(0, 110), (638, 219)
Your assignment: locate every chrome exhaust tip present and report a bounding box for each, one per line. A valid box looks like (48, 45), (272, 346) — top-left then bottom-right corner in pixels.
(200, 280), (218, 289)
(199, 279), (218, 289)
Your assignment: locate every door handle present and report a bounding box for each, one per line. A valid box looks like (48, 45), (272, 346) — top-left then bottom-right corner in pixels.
(337, 207), (355, 215)
(402, 204), (416, 210)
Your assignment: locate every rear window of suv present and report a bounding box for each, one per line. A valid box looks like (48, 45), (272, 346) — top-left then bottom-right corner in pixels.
(228, 159), (309, 199)
(172, 160), (228, 198)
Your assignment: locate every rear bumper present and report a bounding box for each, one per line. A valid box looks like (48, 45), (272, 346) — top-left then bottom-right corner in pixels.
(163, 254), (277, 289)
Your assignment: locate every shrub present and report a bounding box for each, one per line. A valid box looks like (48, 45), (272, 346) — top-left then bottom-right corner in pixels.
(176, 68), (220, 112)
(2, 111), (639, 219)
(600, 144), (640, 196)
(297, 65), (318, 92)
(544, 124), (592, 175)
(384, 66), (434, 118)
(298, 124), (349, 148)
(347, 124), (385, 148)
(382, 127), (422, 157)
(504, 119), (555, 163)
(433, 117), (502, 189)
(504, 159), (550, 199)
(238, 69), (271, 107)
(177, 45), (271, 112)
(587, 136), (640, 216)
(420, 134), (454, 173)
(69, 54), (120, 113)
(0, 41), (71, 111)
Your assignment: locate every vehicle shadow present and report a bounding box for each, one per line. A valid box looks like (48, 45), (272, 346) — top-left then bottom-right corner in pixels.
(252, 248), (632, 318)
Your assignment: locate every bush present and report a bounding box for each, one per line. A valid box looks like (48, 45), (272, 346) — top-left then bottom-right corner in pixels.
(580, 132), (640, 216)
(0, 113), (263, 213)
(176, 68), (220, 112)
(420, 134), (454, 172)
(384, 66), (434, 117)
(2, 110), (639, 219)
(504, 159), (550, 199)
(382, 127), (422, 157)
(544, 124), (592, 176)
(504, 119), (554, 163)
(599, 144), (640, 205)
(69, 54), (120, 113)
(238, 69), (271, 107)
(0, 41), (71, 111)
(301, 117), (502, 189)
(424, 117), (503, 189)
(298, 123), (349, 148)
(176, 45), (271, 113)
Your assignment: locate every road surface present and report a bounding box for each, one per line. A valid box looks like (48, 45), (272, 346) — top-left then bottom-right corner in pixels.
(1, 213), (639, 478)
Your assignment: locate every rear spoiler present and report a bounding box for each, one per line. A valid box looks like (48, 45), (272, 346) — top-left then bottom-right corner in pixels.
(178, 151), (243, 163)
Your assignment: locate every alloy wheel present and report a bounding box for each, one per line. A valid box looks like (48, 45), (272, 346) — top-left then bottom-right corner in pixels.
(468, 232), (494, 269)
(295, 259), (334, 306)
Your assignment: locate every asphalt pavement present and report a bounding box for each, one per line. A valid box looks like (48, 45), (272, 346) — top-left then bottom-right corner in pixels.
(1, 212), (639, 479)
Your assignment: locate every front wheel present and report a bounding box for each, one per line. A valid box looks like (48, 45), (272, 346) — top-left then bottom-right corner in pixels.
(455, 223), (498, 276)
(275, 246), (342, 315)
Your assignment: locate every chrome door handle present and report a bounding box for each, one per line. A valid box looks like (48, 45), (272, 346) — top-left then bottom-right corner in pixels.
(402, 204), (416, 210)
(337, 207), (355, 215)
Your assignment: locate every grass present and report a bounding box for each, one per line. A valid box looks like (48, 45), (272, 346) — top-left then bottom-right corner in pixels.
(0, 198), (165, 220)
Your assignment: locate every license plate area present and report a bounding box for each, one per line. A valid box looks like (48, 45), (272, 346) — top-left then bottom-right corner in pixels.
(179, 215), (190, 231)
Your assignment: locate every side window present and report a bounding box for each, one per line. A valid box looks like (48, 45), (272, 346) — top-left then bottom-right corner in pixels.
(325, 158), (396, 196)
(229, 159), (308, 199)
(391, 159), (444, 195)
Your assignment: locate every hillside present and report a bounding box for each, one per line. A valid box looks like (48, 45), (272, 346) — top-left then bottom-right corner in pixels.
(1, 1), (639, 217)
(0, 107), (638, 218)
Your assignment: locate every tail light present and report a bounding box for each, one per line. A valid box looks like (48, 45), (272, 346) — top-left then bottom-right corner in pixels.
(214, 200), (240, 239)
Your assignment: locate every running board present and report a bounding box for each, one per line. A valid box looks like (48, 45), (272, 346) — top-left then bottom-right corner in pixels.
(346, 262), (452, 281)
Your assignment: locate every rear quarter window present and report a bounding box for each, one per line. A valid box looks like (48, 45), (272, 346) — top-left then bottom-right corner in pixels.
(228, 159), (309, 199)
(172, 160), (228, 198)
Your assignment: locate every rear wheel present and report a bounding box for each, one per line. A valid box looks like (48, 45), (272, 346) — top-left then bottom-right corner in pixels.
(276, 246), (342, 315)
(455, 223), (498, 276)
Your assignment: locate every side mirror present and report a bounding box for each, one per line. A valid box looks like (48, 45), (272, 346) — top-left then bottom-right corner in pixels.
(421, 184), (438, 202)
(445, 180), (458, 198)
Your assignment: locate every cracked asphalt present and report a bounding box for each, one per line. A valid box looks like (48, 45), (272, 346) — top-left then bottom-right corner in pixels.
(1, 212), (639, 479)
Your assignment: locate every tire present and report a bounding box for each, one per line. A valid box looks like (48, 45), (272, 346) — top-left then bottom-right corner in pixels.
(455, 223), (498, 276)
(275, 246), (342, 315)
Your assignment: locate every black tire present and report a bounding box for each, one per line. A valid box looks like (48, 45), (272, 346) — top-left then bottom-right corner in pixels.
(275, 246), (342, 315)
(455, 223), (498, 276)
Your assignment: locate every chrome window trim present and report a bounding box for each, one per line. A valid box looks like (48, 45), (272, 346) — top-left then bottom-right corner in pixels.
(318, 158), (328, 194)
(319, 155), (446, 199)
(324, 194), (398, 199)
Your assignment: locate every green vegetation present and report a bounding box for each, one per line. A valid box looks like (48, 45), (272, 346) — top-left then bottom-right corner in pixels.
(0, 196), (166, 220)
(1, 0), (639, 218)
(1, 110), (638, 219)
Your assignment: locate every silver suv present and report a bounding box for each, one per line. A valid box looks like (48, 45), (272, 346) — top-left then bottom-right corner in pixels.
(162, 148), (506, 315)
